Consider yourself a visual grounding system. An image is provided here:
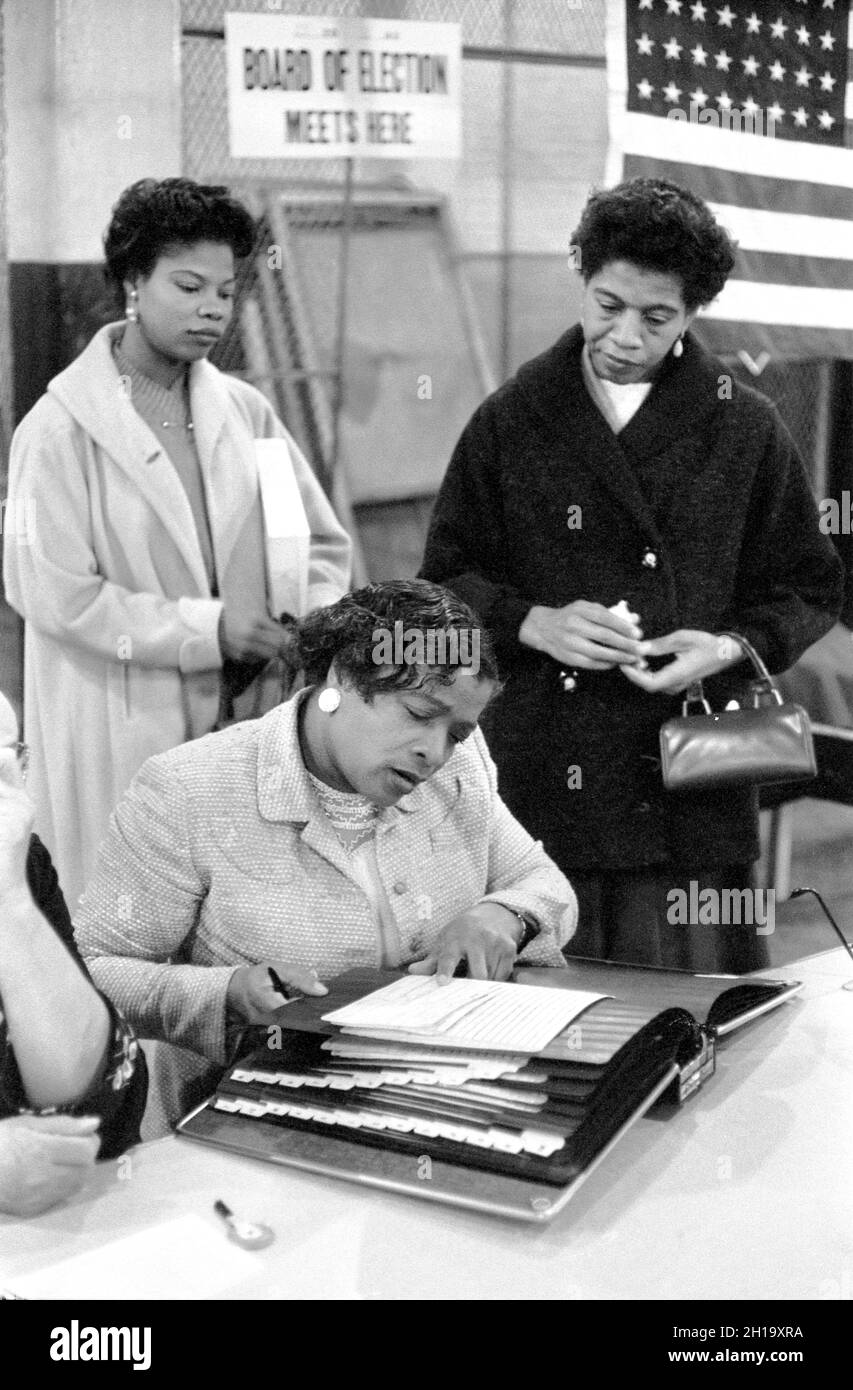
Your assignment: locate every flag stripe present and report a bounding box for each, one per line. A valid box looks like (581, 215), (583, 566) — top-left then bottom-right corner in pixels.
(617, 111), (853, 189)
(622, 154), (853, 223)
(702, 281), (853, 331)
(695, 322), (853, 360)
(731, 250), (853, 293)
(705, 206), (853, 264)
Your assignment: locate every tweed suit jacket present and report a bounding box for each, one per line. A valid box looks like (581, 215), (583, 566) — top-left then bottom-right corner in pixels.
(76, 691), (576, 1125)
(420, 325), (843, 874)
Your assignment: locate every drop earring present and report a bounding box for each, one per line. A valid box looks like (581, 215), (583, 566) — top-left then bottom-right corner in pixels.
(318, 688), (341, 714)
(672, 335), (684, 359)
(125, 289), (139, 324)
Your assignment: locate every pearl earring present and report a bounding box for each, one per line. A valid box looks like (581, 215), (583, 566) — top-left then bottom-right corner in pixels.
(125, 289), (139, 324)
(672, 336), (684, 359)
(318, 688), (341, 714)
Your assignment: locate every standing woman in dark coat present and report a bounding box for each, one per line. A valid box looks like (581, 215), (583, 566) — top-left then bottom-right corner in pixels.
(420, 177), (843, 973)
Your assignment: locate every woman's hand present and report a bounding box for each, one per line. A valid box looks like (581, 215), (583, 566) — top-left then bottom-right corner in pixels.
(408, 903), (521, 983)
(519, 602), (644, 669)
(0, 749), (34, 908)
(226, 961), (328, 1025)
(622, 629), (742, 694)
(0, 1114), (101, 1217)
(218, 610), (290, 664)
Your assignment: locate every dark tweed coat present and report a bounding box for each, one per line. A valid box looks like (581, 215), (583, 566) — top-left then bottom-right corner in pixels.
(420, 326), (843, 875)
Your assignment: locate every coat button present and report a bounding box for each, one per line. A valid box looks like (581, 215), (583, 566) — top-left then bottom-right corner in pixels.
(392, 880), (407, 895)
(642, 550), (658, 568)
(636, 801), (651, 813)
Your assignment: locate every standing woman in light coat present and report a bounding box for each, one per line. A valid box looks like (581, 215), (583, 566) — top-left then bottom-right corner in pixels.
(4, 178), (352, 912)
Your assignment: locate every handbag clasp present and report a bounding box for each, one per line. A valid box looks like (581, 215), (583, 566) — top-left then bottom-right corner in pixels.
(682, 682), (712, 716)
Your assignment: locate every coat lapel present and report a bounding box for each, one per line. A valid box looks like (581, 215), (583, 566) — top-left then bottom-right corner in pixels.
(48, 324), (210, 594)
(189, 359), (260, 591)
(518, 326), (722, 543)
(255, 695), (367, 885)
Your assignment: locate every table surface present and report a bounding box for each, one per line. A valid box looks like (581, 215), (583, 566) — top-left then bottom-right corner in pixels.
(2, 951), (851, 1301)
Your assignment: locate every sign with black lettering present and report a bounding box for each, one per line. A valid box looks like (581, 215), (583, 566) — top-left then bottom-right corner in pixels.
(225, 13), (461, 159)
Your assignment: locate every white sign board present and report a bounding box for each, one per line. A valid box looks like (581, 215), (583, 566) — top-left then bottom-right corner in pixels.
(225, 13), (461, 159)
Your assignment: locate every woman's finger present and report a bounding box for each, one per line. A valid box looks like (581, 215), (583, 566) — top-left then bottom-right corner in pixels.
(459, 943), (489, 981)
(407, 954), (437, 975)
(267, 963), (328, 997)
(490, 944), (516, 982)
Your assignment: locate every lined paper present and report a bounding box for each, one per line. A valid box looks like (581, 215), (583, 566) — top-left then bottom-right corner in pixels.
(323, 976), (608, 1054)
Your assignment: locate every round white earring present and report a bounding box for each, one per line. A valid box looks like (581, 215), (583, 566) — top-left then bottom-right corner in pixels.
(125, 289), (139, 324)
(318, 688), (341, 714)
(672, 336), (684, 358)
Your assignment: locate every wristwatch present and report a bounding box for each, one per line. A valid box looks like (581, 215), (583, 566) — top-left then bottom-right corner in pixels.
(506, 909), (540, 955)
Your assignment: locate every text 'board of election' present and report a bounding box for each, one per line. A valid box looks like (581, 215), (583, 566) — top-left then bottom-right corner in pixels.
(225, 13), (461, 159)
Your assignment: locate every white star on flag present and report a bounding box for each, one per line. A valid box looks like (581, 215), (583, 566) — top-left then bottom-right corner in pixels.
(819, 71), (836, 92)
(638, 0), (653, 10)
(792, 105), (808, 126)
(769, 19), (788, 41)
(636, 32), (654, 55)
(741, 55), (760, 77)
(714, 50), (732, 71)
(767, 102), (784, 123)
(663, 37), (684, 59)
(665, 0), (682, 13)
(716, 90), (732, 109)
(690, 86), (708, 105)
(637, 78), (654, 99)
(716, 5), (735, 27)
(742, 96), (759, 116)
(662, 80), (682, 102)
(745, 13), (761, 35)
(768, 61), (786, 81)
(819, 31), (836, 50)
(690, 43), (708, 65)
(795, 26), (810, 46)
(794, 66), (812, 87)
(817, 110), (835, 128)
(690, 0), (707, 17)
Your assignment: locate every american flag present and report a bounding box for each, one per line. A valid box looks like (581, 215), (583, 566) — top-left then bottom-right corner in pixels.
(605, 0), (853, 358)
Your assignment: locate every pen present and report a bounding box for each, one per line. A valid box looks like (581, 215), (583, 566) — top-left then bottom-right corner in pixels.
(268, 966), (295, 1002)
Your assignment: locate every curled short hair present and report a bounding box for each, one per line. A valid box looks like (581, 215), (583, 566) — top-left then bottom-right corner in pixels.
(296, 579), (499, 699)
(570, 177), (737, 310)
(103, 177), (257, 301)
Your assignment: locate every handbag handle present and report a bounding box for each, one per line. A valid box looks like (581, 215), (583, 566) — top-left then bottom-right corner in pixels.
(681, 631), (784, 715)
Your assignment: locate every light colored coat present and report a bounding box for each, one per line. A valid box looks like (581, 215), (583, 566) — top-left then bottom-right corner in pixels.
(3, 323), (352, 911)
(76, 692), (577, 1128)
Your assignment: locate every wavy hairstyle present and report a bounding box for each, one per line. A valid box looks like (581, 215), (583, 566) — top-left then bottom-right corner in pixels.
(570, 177), (737, 310)
(296, 579), (499, 699)
(103, 177), (257, 304)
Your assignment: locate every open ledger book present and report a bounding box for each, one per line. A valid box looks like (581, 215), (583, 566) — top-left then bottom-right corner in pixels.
(177, 963), (801, 1223)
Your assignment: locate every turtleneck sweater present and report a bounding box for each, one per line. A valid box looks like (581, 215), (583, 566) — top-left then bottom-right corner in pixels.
(113, 338), (217, 592)
(581, 344), (653, 436)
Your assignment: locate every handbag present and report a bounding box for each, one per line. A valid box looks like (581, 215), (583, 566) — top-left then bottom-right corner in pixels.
(659, 632), (817, 791)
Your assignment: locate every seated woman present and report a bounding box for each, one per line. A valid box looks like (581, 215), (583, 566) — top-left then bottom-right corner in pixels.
(0, 695), (146, 1217)
(76, 581), (577, 1129)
